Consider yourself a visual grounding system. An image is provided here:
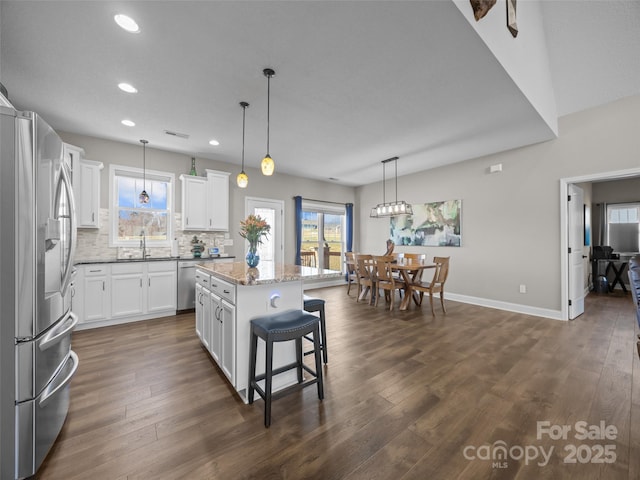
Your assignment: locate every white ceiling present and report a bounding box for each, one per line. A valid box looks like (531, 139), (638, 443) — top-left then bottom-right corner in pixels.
(1, 1), (639, 186)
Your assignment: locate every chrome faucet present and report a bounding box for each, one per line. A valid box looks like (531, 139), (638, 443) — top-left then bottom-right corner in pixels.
(140, 230), (150, 259)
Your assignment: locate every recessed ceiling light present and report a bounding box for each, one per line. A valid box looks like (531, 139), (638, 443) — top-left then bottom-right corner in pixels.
(121, 119), (135, 127)
(209, 139), (220, 146)
(118, 82), (138, 93)
(114, 14), (139, 33)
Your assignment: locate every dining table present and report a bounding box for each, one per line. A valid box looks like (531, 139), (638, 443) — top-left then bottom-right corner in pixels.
(392, 259), (436, 311)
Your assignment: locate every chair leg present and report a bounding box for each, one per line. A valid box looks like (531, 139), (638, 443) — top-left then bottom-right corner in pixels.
(389, 290), (394, 311)
(264, 338), (274, 428)
(248, 330), (258, 404)
(319, 305), (327, 364)
(347, 280), (352, 295)
(295, 337), (303, 383)
(429, 292), (435, 316)
(440, 291), (446, 313)
(312, 324), (324, 400)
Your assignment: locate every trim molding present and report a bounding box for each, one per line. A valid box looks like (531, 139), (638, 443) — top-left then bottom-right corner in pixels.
(304, 281), (566, 321)
(444, 292), (564, 321)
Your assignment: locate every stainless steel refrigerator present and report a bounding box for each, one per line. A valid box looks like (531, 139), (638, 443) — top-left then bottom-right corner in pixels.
(1, 106), (79, 479)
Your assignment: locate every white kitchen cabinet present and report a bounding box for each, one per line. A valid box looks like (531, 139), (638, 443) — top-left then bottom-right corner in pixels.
(63, 142), (84, 177)
(201, 286), (212, 351)
(180, 170), (229, 232)
(208, 290), (222, 364)
(74, 264), (110, 324)
(64, 142), (103, 229)
(219, 299), (236, 383)
(195, 269), (236, 385)
(76, 159), (103, 228)
(205, 169), (230, 232)
(111, 263), (145, 318)
(74, 260), (177, 330)
(147, 262), (177, 313)
(180, 175), (208, 230)
(195, 283), (203, 341)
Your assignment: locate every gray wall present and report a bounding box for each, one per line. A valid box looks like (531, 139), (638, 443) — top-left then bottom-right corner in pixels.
(356, 94), (640, 312)
(58, 132), (356, 262)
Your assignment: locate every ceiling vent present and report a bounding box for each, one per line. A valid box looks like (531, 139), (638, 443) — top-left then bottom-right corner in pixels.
(164, 130), (190, 139)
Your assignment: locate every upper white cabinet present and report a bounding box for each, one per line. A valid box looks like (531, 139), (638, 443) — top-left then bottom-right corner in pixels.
(206, 169), (230, 232)
(180, 169), (229, 231)
(76, 160), (103, 227)
(64, 142), (103, 228)
(180, 175), (209, 230)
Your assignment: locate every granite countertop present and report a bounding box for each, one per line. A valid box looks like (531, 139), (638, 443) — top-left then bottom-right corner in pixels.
(75, 256), (234, 265)
(195, 261), (342, 286)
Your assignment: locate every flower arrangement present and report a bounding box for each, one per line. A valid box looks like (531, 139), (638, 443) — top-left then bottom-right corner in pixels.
(239, 214), (271, 253)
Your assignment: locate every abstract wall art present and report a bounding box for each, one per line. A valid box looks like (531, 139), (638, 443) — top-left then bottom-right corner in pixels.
(390, 199), (461, 247)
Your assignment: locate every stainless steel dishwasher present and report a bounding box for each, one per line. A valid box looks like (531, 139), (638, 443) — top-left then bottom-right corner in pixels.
(177, 261), (197, 310)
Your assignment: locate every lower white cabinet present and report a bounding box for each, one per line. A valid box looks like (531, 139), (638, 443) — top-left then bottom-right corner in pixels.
(79, 265), (109, 322)
(147, 262), (178, 313)
(74, 260), (177, 328)
(196, 269), (236, 386)
(111, 264), (145, 318)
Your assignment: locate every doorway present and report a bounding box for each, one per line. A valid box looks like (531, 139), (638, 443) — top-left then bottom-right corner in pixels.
(245, 197), (284, 265)
(560, 167), (640, 320)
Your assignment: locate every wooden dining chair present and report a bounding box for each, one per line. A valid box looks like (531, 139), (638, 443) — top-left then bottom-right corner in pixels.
(373, 255), (405, 311)
(412, 256), (450, 315)
(402, 253), (427, 283)
(345, 252), (357, 295)
(354, 254), (375, 303)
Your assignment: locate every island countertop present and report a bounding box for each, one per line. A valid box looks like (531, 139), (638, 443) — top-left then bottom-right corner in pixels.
(195, 261), (342, 286)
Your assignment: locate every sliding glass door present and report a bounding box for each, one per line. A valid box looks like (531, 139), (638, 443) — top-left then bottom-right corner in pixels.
(301, 201), (345, 272)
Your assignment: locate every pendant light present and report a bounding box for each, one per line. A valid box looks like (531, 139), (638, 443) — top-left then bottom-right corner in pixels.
(237, 101), (249, 188)
(139, 139), (150, 204)
(370, 156), (413, 218)
(261, 68), (275, 176)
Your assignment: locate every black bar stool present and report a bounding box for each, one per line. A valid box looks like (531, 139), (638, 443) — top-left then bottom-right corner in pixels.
(303, 294), (328, 364)
(248, 309), (324, 427)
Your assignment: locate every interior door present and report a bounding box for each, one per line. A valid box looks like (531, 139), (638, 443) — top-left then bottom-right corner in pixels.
(568, 184), (586, 319)
(246, 197), (284, 265)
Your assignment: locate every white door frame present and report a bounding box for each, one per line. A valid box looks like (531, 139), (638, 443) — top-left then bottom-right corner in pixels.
(560, 167), (640, 320)
(245, 196), (284, 265)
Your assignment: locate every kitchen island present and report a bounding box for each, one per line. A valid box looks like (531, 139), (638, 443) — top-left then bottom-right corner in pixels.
(194, 261), (341, 403)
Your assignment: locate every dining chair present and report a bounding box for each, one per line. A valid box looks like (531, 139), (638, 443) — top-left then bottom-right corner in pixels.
(345, 252), (357, 295)
(373, 255), (405, 311)
(402, 253), (427, 283)
(354, 254), (375, 303)
(412, 256), (450, 315)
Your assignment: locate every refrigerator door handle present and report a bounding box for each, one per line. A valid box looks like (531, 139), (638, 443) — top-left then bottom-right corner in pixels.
(58, 163), (77, 297)
(39, 311), (78, 352)
(39, 351), (78, 408)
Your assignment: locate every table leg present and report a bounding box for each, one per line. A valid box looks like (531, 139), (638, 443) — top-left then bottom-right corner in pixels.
(399, 271), (412, 311)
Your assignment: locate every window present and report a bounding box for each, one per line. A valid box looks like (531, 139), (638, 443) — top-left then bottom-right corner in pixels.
(607, 203), (640, 253)
(109, 165), (174, 247)
(301, 200), (345, 271)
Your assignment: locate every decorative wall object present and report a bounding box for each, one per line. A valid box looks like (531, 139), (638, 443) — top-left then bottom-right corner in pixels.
(470, 0), (496, 21)
(390, 200), (461, 247)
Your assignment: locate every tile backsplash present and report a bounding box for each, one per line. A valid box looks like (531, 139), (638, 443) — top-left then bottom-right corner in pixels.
(75, 208), (229, 262)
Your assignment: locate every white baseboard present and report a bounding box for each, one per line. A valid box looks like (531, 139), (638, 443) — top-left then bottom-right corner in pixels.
(75, 310), (176, 330)
(445, 292), (565, 321)
(301, 280), (565, 321)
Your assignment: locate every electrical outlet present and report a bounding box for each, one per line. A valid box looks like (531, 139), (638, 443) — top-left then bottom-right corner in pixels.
(519, 284), (527, 294)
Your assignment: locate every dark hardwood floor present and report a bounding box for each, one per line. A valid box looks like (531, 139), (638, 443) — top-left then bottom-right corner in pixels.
(35, 288), (640, 480)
